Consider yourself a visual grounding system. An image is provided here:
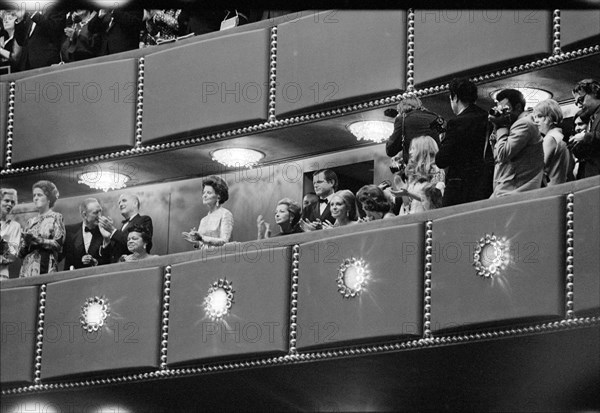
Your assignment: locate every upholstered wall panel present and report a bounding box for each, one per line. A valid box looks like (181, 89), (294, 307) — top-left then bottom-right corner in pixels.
(0, 82), (7, 169)
(41, 267), (162, 379)
(573, 186), (600, 314)
(431, 196), (564, 333)
(0, 286), (38, 384)
(414, 10), (552, 85)
(11, 60), (137, 165)
(275, 10), (406, 116)
(560, 10), (600, 51)
(167, 246), (290, 364)
(142, 29), (270, 143)
(296, 225), (423, 351)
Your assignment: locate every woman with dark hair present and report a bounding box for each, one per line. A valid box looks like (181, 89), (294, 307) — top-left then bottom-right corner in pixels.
(356, 185), (395, 221)
(118, 226), (157, 262)
(257, 198), (302, 239)
(182, 175), (234, 248)
(19, 180), (65, 277)
(322, 190), (358, 228)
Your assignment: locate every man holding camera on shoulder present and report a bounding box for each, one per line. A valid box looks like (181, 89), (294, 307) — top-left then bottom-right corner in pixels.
(488, 89), (544, 197)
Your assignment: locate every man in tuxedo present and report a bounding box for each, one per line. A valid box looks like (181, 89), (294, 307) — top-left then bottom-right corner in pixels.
(61, 198), (108, 270)
(98, 193), (153, 263)
(300, 169), (337, 230)
(436, 78), (493, 206)
(14, 9), (65, 70)
(570, 79), (600, 178)
(87, 9), (143, 56)
(488, 89), (544, 197)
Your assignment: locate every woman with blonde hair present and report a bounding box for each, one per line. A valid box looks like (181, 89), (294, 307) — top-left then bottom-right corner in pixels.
(322, 190), (358, 228)
(393, 135), (445, 215)
(532, 99), (572, 185)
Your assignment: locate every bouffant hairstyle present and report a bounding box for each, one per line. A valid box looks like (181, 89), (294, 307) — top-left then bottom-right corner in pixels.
(202, 175), (229, 204)
(127, 225), (153, 253)
(277, 198), (302, 227)
(32, 180), (59, 208)
(356, 185), (391, 213)
(533, 99), (563, 126)
(333, 189), (357, 221)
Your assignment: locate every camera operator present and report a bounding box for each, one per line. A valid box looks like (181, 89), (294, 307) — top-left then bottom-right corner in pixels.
(487, 89), (544, 197)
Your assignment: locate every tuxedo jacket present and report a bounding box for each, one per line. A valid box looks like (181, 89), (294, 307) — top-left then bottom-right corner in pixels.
(436, 104), (493, 206)
(61, 223), (108, 270)
(301, 202), (335, 226)
(104, 214), (153, 263)
(14, 11), (65, 70)
(88, 10), (143, 56)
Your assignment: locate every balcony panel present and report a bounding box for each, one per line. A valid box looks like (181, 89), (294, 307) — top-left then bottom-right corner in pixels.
(167, 246), (291, 364)
(296, 225), (423, 351)
(431, 196), (564, 333)
(41, 267), (163, 380)
(414, 10), (552, 85)
(574, 186), (600, 314)
(11, 60), (137, 165)
(560, 10), (600, 51)
(142, 29), (270, 143)
(0, 286), (38, 384)
(275, 10), (406, 116)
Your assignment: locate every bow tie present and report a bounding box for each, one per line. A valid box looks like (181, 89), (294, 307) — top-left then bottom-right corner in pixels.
(319, 198), (328, 204)
(84, 226), (93, 232)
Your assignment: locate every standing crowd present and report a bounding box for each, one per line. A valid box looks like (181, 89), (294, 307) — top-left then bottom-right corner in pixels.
(1, 78), (599, 279)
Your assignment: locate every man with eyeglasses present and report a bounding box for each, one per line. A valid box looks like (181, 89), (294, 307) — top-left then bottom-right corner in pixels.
(570, 79), (600, 178)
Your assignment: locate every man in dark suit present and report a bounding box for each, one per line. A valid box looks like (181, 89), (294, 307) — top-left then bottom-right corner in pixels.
(98, 194), (153, 263)
(300, 169), (337, 230)
(570, 79), (600, 178)
(436, 78), (493, 207)
(87, 9), (143, 56)
(14, 9), (65, 70)
(61, 198), (108, 270)
(488, 89), (544, 197)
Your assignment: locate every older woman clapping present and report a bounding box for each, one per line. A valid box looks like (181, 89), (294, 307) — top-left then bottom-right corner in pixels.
(19, 180), (65, 278)
(257, 198), (302, 239)
(182, 175), (234, 249)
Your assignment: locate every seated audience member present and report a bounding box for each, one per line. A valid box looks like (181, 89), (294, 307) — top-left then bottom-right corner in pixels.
(386, 96), (444, 165)
(140, 9), (180, 47)
(88, 9), (143, 56)
(0, 10), (23, 72)
(118, 226), (158, 262)
(300, 169), (337, 231)
(532, 99), (572, 186)
(19, 181), (65, 278)
(61, 198), (109, 270)
(569, 114), (588, 179)
(394, 135), (445, 215)
(356, 185), (395, 221)
(1, 188), (22, 280)
(322, 190), (358, 228)
(182, 175), (233, 249)
(257, 198), (302, 239)
(14, 8), (65, 70)
(61, 10), (99, 62)
(99, 193), (153, 263)
(569, 79), (600, 178)
(488, 89), (544, 197)
(436, 78), (493, 206)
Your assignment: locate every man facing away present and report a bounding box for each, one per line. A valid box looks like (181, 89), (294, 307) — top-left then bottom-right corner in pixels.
(436, 78), (493, 206)
(488, 89), (544, 197)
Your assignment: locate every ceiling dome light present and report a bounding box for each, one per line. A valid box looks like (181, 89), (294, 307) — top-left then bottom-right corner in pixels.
(211, 148), (265, 168)
(347, 120), (394, 143)
(78, 171), (129, 192)
(491, 88), (553, 110)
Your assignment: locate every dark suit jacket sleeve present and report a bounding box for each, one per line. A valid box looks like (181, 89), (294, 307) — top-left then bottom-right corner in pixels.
(385, 116), (404, 157)
(31, 10), (65, 39)
(87, 13), (110, 33)
(436, 117), (460, 169)
(111, 10), (143, 28)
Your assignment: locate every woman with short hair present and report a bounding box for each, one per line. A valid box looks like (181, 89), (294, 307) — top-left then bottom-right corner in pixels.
(257, 198), (302, 239)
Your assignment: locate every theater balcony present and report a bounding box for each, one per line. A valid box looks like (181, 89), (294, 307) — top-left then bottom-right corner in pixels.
(1, 9), (599, 411)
